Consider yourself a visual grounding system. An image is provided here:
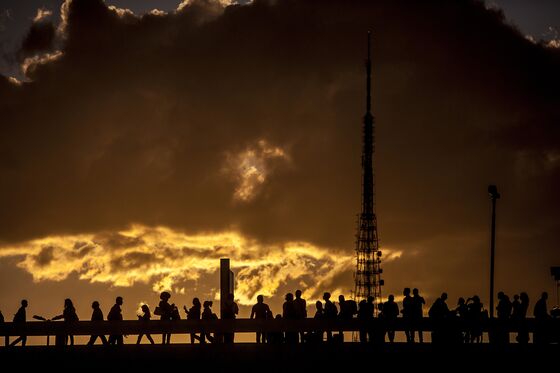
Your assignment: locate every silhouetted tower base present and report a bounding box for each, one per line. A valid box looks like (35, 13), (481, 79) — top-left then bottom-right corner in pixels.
(354, 32), (383, 314)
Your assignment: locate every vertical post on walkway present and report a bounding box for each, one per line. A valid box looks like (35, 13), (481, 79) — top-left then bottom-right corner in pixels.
(220, 258), (234, 318)
(488, 185), (500, 319)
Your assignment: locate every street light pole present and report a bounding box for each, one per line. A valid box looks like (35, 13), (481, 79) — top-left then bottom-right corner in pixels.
(488, 185), (500, 319)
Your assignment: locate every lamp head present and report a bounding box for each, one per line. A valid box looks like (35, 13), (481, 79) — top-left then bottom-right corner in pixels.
(488, 185), (500, 199)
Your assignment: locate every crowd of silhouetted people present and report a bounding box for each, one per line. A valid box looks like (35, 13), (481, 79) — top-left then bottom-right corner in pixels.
(1, 288), (558, 346)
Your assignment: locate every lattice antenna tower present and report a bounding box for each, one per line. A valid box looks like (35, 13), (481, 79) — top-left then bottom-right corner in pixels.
(353, 31), (383, 312)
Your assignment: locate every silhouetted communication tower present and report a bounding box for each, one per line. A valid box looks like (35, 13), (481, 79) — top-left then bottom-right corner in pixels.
(354, 32), (383, 311)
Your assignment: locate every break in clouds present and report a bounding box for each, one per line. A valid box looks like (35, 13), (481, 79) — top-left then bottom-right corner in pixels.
(0, 0), (559, 306)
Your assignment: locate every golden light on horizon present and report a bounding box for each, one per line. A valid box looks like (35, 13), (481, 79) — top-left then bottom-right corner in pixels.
(0, 224), (402, 305)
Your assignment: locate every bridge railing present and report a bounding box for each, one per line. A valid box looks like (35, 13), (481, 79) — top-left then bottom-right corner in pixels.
(1, 318), (558, 345)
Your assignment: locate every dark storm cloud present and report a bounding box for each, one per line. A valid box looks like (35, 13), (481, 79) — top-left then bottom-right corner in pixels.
(0, 0), (559, 302)
(18, 18), (56, 60)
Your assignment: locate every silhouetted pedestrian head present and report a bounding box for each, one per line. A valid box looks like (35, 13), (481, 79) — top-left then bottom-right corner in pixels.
(441, 293), (448, 301)
(116, 296), (123, 305)
(457, 297), (465, 305)
(275, 314), (282, 319)
(285, 293), (294, 301)
(497, 291), (505, 300)
(367, 296), (374, 304)
(339, 295), (345, 303)
(520, 292), (529, 303)
(513, 294), (520, 302)
(160, 291), (171, 301)
(541, 292), (548, 300)
(315, 301), (323, 312)
(323, 292), (331, 301)
(257, 295), (264, 303)
(203, 301), (213, 308)
(21, 300), (28, 307)
(92, 301), (100, 309)
(403, 288), (411, 296)
(413, 288), (419, 296)
(388, 295), (394, 302)
(295, 290), (302, 299)
(193, 298), (201, 307)
(141, 304), (150, 314)
(64, 298), (73, 309)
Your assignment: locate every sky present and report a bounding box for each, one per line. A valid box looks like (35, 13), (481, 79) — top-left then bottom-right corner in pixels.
(0, 0), (559, 327)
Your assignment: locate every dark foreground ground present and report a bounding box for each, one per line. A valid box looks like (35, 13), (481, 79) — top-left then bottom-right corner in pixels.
(2, 343), (559, 371)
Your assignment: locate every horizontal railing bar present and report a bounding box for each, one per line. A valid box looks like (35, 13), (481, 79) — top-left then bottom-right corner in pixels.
(0, 318), (558, 337)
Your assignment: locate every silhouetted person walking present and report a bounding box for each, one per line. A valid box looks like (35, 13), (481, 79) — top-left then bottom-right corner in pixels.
(156, 291), (173, 344)
(455, 297), (468, 343)
(310, 300), (324, 343)
(201, 300), (216, 343)
(428, 292), (450, 344)
(294, 290), (307, 343)
(107, 296), (124, 345)
(323, 292), (338, 342)
(382, 295), (399, 343)
(87, 301), (108, 346)
(357, 297), (373, 343)
(268, 314), (284, 344)
(184, 298), (202, 344)
(494, 291), (512, 344)
(412, 288), (425, 343)
(251, 295), (271, 343)
(136, 304), (155, 344)
(283, 293), (298, 344)
(533, 292), (550, 344)
(52, 298), (79, 346)
(9, 299), (28, 346)
(514, 292), (530, 344)
(401, 288), (414, 342)
(222, 293), (238, 343)
(466, 295), (485, 343)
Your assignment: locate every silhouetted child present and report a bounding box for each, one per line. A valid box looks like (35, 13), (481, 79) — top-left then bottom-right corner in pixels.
(52, 298), (79, 346)
(136, 304), (155, 344)
(87, 301), (108, 346)
(268, 314), (284, 344)
(9, 299), (28, 346)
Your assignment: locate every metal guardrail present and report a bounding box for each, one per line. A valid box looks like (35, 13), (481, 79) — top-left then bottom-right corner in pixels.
(0, 318), (559, 343)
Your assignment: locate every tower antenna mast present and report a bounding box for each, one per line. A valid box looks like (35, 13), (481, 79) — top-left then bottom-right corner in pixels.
(354, 31), (383, 312)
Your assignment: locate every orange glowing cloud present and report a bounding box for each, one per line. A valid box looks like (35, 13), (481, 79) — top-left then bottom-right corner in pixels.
(0, 225), (401, 305)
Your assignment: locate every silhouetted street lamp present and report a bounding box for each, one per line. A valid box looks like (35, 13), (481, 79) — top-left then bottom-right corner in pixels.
(488, 185), (500, 319)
